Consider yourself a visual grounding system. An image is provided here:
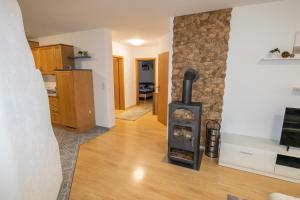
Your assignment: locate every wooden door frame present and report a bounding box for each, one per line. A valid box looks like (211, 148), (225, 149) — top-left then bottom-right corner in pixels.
(113, 55), (126, 110)
(135, 58), (157, 105)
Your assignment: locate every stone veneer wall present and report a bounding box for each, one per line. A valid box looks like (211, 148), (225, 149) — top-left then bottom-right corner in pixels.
(172, 9), (232, 145)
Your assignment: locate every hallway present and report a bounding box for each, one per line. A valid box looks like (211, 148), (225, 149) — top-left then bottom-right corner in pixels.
(70, 114), (300, 200)
(115, 99), (153, 121)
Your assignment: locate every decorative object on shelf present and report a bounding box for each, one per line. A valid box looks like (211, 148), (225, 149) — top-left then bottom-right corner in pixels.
(63, 65), (75, 70)
(69, 50), (92, 60)
(264, 31), (300, 60)
(78, 51), (83, 57)
(269, 48), (281, 58)
(293, 46), (300, 55)
(83, 51), (89, 57)
(281, 51), (291, 58)
(270, 48), (281, 54)
(293, 31), (300, 55)
(77, 50), (89, 57)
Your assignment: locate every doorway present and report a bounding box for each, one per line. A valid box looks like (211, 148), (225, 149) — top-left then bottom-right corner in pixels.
(113, 56), (125, 110)
(135, 58), (156, 107)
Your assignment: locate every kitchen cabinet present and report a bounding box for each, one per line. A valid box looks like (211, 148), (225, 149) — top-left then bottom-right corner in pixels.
(39, 46), (57, 73)
(56, 71), (76, 127)
(56, 70), (95, 131)
(31, 44), (74, 74)
(28, 40), (39, 48)
(49, 96), (60, 124)
(31, 48), (40, 69)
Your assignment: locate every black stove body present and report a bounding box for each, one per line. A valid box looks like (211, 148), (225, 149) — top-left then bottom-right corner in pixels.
(168, 69), (202, 170)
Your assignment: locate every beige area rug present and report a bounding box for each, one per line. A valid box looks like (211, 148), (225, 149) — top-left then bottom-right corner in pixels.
(116, 102), (152, 121)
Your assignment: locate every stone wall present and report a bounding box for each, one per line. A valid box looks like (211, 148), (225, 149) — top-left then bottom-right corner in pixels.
(171, 9), (232, 145)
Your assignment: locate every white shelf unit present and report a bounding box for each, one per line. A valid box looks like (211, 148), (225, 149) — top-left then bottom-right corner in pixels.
(262, 57), (300, 61)
(219, 133), (300, 184)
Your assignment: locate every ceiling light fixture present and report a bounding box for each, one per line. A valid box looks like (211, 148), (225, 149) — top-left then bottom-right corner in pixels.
(128, 39), (145, 46)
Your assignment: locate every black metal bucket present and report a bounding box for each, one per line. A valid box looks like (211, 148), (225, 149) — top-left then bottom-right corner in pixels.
(205, 120), (221, 158)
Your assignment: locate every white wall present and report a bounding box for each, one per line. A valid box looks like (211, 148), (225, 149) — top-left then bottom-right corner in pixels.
(168, 17), (174, 104)
(159, 34), (170, 53)
(36, 29), (115, 128)
(295, 31), (300, 46)
(132, 45), (160, 58)
(0, 0), (62, 199)
(112, 42), (161, 107)
(222, 0), (300, 140)
(112, 35), (170, 108)
(112, 42), (136, 108)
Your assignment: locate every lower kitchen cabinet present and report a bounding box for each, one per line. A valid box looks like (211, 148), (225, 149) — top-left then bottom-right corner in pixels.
(53, 69), (95, 132)
(48, 96), (60, 124)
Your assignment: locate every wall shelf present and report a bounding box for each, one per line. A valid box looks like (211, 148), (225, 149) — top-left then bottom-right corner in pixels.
(262, 57), (300, 61)
(69, 56), (92, 60)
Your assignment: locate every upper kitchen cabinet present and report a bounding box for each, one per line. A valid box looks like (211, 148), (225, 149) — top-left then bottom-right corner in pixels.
(54, 45), (75, 69)
(31, 48), (40, 70)
(39, 46), (57, 73)
(28, 40), (39, 48)
(31, 44), (74, 74)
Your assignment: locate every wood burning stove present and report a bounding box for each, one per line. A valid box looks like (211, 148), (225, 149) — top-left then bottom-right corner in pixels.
(168, 69), (202, 170)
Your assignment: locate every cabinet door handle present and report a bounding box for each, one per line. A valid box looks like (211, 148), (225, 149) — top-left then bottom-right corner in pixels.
(240, 151), (253, 156)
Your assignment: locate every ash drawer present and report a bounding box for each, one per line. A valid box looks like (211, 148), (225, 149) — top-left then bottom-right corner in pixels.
(219, 143), (277, 173)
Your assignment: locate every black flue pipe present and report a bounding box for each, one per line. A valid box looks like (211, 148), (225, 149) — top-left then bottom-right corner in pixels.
(182, 79), (193, 104)
(182, 69), (199, 104)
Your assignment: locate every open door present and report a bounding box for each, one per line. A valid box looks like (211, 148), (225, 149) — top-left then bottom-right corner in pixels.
(157, 52), (169, 125)
(113, 56), (125, 110)
(135, 58), (156, 106)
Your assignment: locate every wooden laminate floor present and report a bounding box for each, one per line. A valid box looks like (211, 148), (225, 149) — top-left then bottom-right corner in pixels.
(70, 113), (300, 200)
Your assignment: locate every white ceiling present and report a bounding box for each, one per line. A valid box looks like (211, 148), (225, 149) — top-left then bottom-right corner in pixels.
(18, 0), (280, 45)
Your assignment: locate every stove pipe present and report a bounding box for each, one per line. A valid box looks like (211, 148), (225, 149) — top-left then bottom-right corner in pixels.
(182, 69), (199, 104)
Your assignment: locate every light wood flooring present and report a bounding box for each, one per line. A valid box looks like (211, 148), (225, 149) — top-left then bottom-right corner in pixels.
(70, 113), (300, 200)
